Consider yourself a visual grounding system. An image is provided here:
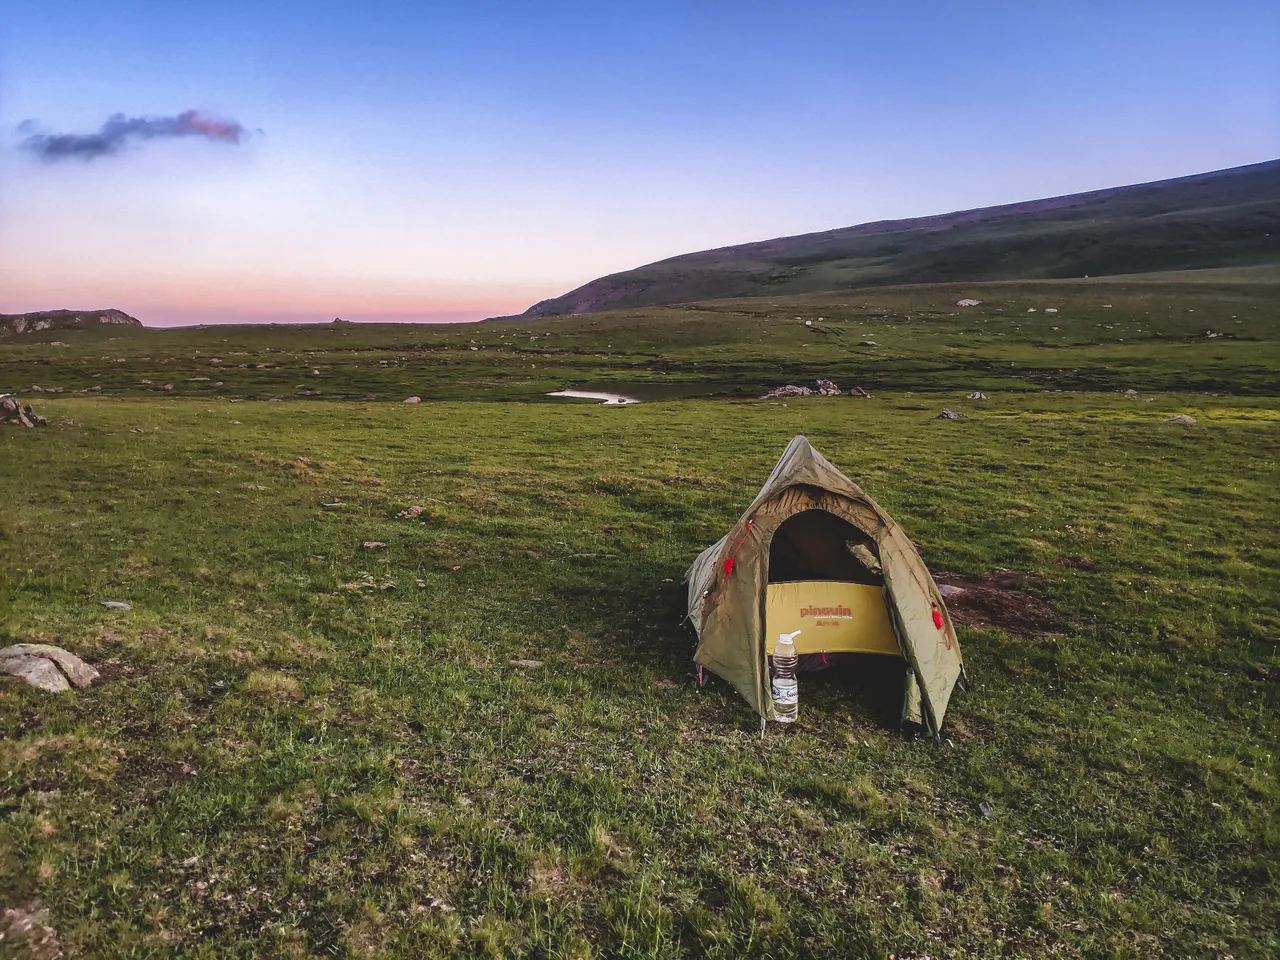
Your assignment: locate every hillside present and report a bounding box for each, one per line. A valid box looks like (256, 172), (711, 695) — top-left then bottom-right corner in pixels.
(0, 308), (142, 338)
(523, 159), (1280, 317)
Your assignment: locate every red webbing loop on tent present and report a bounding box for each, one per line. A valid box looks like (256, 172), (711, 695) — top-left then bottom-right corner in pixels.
(720, 520), (753, 580)
(932, 609), (944, 630)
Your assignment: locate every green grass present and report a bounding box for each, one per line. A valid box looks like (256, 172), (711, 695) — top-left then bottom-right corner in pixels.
(1, 278), (1278, 958)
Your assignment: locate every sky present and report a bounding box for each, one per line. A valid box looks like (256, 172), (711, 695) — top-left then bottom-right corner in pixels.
(1, 1), (1278, 326)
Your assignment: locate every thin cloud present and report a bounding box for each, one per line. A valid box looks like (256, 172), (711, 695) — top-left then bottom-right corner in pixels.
(20, 110), (249, 161)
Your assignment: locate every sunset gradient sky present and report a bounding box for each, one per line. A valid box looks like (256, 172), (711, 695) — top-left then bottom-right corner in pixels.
(3, 1), (1278, 325)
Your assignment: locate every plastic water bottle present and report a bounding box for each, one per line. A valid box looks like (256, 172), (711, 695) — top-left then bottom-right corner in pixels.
(771, 630), (801, 723)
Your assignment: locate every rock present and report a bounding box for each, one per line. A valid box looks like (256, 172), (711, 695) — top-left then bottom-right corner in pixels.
(510, 659), (544, 668)
(297, 389), (321, 397)
(0, 901), (63, 960)
(978, 800), (994, 819)
(1165, 414), (1197, 424)
(858, 340), (878, 346)
(847, 386), (872, 397)
(102, 600), (132, 611)
(403, 396), (423, 404)
(1044, 308), (1058, 314)
(0, 655), (70, 692)
(0, 644), (99, 692)
(814, 379), (841, 396)
(162, 384), (174, 391)
(937, 584), (967, 599)
(937, 409), (961, 420)
(398, 505), (424, 518)
(361, 541), (388, 550)
(956, 298), (982, 307)
(0, 394), (42, 428)
(1123, 389), (1138, 396)
(761, 385), (812, 399)
(967, 392), (987, 400)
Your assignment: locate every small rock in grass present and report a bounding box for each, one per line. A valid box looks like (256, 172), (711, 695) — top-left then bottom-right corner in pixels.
(403, 396), (422, 404)
(1165, 414), (1196, 425)
(967, 392), (987, 400)
(510, 659), (544, 669)
(398, 505), (424, 518)
(0, 901), (62, 958)
(0, 643), (99, 692)
(978, 800), (994, 818)
(956, 298), (982, 307)
(937, 409), (961, 420)
(361, 541), (387, 550)
(102, 600), (132, 611)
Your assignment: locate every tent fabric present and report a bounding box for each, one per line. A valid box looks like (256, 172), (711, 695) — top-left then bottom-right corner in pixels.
(685, 435), (964, 733)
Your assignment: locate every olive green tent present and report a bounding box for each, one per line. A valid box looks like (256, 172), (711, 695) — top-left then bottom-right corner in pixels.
(686, 436), (964, 734)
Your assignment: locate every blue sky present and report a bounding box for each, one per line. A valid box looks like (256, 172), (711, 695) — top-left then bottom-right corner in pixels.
(2, 1), (1277, 324)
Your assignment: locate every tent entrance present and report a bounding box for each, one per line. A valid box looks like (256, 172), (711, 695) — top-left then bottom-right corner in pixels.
(766, 509), (901, 670)
(767, 509), (882, 585)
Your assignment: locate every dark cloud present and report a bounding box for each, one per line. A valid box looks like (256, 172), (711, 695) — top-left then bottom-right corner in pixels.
(19, 110), (248, 161)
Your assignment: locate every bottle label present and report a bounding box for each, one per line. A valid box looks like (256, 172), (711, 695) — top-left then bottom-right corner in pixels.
(772, 680), (798, 705)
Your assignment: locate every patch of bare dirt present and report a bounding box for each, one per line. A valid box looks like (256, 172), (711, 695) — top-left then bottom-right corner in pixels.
(934, 569), (1059, 635)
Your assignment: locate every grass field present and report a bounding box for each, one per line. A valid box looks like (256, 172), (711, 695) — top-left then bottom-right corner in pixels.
(1, 277), (1278, 958)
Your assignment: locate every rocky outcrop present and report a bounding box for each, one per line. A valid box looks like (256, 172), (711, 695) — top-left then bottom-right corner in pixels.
(0, 308), (141, 338)
(1, 395), (47, 427)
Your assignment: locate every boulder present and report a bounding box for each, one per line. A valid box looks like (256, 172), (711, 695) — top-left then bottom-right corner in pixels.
(761, 385), (812, 399)
(814, 379), (841, 396)
(0, 644), (99, 692)
(1165, 414), (1197, 425)
(1, 395), (46, 427)
(403, 396), (423, 404)
(956, 298), (982, 307)
(967, 392), (987, 400)
(937, 408), (961, 420)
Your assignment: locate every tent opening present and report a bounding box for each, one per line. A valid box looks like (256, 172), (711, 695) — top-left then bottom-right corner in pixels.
(767, 509), (882, 585)
(766, 508), (900, 683)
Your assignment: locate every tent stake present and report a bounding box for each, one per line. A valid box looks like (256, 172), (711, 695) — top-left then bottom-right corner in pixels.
(760, 716), (767, 739)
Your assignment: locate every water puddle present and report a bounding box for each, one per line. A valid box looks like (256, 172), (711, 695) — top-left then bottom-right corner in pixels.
(546, 389), (641, 405)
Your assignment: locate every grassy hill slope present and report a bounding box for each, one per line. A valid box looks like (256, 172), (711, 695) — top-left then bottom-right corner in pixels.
(523, 160), (1280, 317)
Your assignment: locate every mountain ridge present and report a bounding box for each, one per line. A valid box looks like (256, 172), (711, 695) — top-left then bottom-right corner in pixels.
(521, 159), (1280, 317)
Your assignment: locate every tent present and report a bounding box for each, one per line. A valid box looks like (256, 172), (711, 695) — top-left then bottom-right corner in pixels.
(685, 436), (964, 734)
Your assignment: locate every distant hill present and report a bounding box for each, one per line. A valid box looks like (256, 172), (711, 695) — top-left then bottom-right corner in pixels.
(522, 159), (1280, 317)
(0, 309), (142, 338)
